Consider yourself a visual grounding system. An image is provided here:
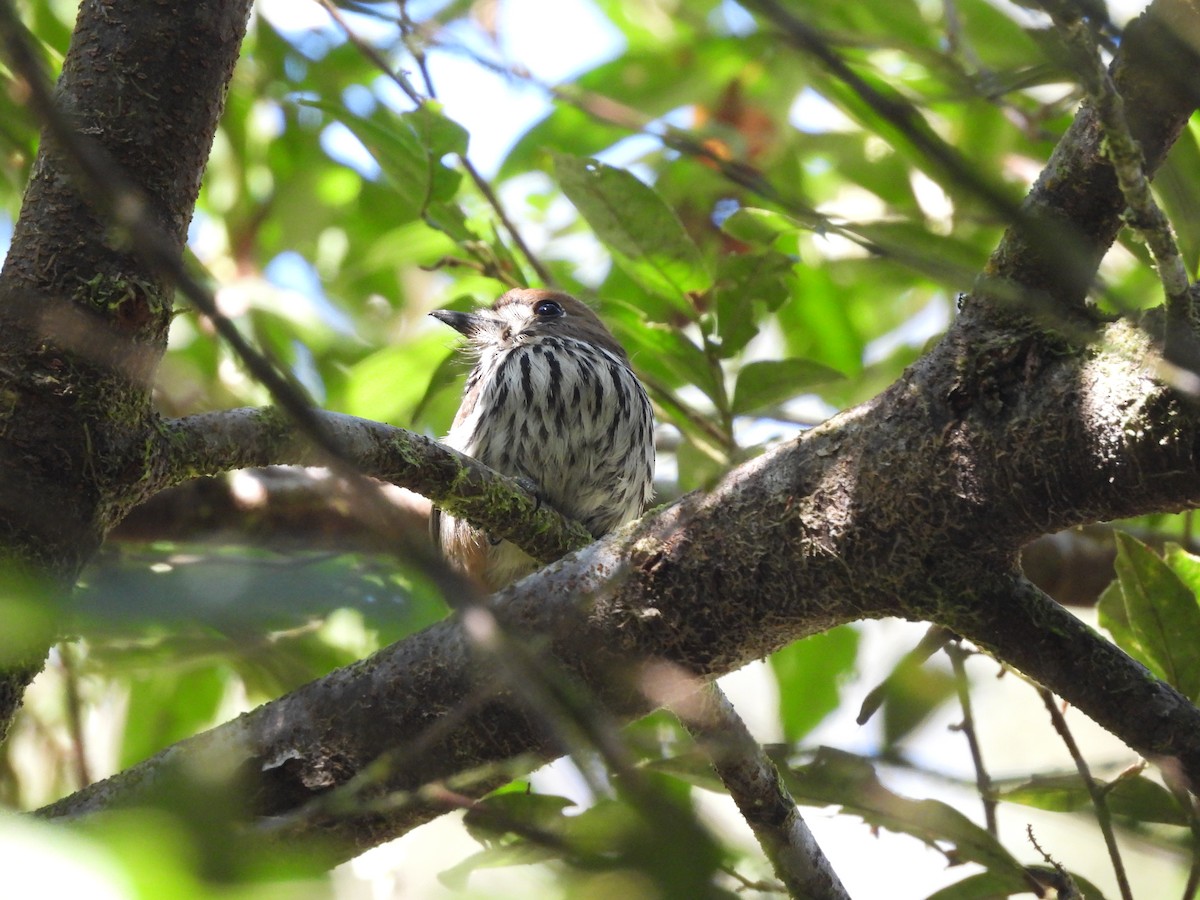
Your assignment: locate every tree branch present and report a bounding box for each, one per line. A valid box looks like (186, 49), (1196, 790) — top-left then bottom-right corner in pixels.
(682, 684), (851, 900)
(20, 0), (1200, 876)
(40, 312), (1200, 854)
(0, 0), (253, 734)
(979, 0), (1200, 321)
(149, 407), (593, 566)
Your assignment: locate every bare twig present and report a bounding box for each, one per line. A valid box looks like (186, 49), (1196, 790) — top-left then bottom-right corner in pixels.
(57, 643), (91, 788)
(1026, 825), (1084, 899)
(1038, 688), (1133, 900)
(945, 641), (997, 836)
(1184, 806), (1200, 900)
(316, 0), (554, 287)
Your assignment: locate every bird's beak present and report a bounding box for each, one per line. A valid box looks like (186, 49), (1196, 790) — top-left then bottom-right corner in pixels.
(430, 309), (486, 336)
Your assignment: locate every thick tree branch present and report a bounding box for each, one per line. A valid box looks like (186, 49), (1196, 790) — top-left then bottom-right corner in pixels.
(19, 0), (1200, 874)
(0, 0), (253, 734)
(39, 311), (1200, 856)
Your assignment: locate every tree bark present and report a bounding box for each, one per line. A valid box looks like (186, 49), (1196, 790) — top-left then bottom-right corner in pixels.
(0, 0), (253, 733)
(14, 0), (1200, 873)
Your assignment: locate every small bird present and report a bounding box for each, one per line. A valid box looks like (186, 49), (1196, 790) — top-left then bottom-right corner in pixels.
(430, 288), (655, 590)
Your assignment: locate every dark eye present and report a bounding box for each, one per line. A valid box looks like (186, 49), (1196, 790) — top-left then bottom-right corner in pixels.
(534, 299), (565, 318)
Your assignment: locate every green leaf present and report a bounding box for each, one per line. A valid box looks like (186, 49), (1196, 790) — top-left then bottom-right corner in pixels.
(867, 649), (958, 749)
(1110, 532), (1200, 700)
(1097, 578), (1154, 672)
(854, 221), (986, 288)
(120, 664), (229, 768)
(299, 100), (430, 224)
(402, 104), (468, 203)
(924, 871), (1037, 900)
(1165, 541), (1200, 599)
(553, 153), (711, 314)
(997, 773), (1188, 825)
(720, 207), (813, 246)
(438, 842), (558, 891)
(731, 358), (844, 415)
(927, 870), (1109, 900)
(786, 748), (1029, 883)
(770, 626), (861, 743)
(462, 792), (576, 847)
(1158, 121), (1200, 276)
(712, 252), (791, 358)
(342, 334), (458, 424)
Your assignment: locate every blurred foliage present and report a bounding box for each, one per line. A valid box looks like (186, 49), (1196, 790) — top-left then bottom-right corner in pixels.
(1, 0), (1198, 897)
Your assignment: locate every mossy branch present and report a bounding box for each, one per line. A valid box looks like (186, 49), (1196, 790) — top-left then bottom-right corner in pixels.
(149, 406), (594, 565)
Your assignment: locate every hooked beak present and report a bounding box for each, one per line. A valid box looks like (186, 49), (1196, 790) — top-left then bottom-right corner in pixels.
(430, 308), (487, 336)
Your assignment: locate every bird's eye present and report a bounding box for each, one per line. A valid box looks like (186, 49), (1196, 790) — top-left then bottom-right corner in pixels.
(534, 299), (565, 318)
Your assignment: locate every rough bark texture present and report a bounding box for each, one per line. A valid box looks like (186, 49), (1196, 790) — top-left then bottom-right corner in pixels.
(0, 0), (253, 732)
(12, 0), (1200, 874)
(38, 322), (1200, 860)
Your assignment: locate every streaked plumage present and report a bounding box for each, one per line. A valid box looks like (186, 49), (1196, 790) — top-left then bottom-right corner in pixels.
(430, 289), (655, 590)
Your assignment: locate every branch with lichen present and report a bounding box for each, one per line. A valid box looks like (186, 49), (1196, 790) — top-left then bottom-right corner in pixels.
(149, 404), (847, 893)
(148, 407), (593, 566)
(1038, 0), (1193, 325)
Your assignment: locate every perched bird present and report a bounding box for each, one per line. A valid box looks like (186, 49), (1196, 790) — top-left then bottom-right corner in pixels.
(430, 288), (655, 590)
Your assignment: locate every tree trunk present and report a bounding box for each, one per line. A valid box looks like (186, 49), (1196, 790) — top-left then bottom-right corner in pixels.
(0, 0), (253, 735)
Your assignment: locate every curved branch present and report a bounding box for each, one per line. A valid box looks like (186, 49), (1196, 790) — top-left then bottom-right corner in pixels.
(981, 0), (1200, 319)
(149, 406), (593, 565)
(25, 0), (1200, 873)
(40, 316), (1200, 853)
(939, 574), (1200, 777)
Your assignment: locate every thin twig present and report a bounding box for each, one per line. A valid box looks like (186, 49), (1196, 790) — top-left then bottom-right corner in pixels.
(459, 155), (555, 286)
(1038, 688), (1133, 900)
(318, 0), (554, 288)
(945, 642), (997, 836)
(1184, 803), (1200, 900)
(1026, 824), (1084, 899)
(315, 0), (422, 104)
(57, 643), (91, 788)
(1037, 0), (1193, 327)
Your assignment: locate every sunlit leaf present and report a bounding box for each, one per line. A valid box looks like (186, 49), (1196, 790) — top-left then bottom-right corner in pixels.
(1108, 532), (1200, 701)
(299, 99), (430, 224)
(770, 625), (860, 743)
(554, 153), (711, 314)
(731, 358), (844, 415)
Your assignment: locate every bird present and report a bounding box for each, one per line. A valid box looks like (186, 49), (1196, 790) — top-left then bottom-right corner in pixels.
(430, 288), (655, 590)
